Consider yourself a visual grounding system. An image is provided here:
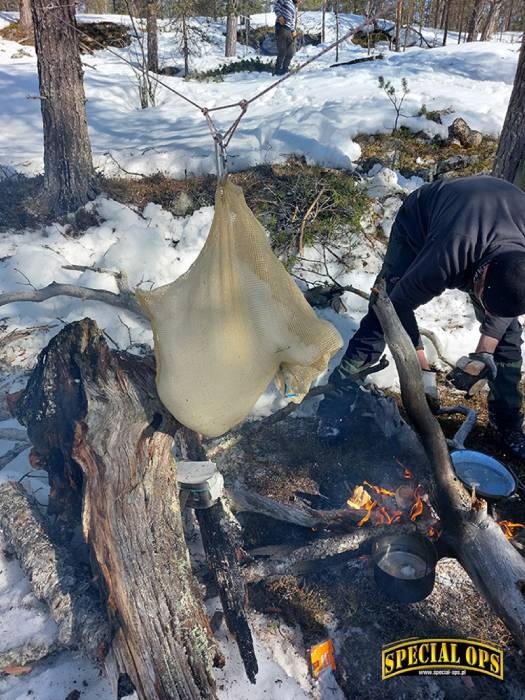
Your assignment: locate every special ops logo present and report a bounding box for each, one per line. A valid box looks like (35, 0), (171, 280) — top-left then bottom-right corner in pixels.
(382, 638), (504, 680)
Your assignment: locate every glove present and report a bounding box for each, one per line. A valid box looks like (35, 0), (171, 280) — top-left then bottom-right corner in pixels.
(422, 369), (439, 413)
(446, 352), (497, 398)
(277, 15), (286, 25)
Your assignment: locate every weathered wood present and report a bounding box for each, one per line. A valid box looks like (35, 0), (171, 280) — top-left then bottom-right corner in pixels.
(243, 523), (416, 583)
(373, 281), (525, 650)
(16, 319), (219, 700)
(174, 433), (258, 684)
(0, 481), (111, 661)
(197, 502), (258, 684)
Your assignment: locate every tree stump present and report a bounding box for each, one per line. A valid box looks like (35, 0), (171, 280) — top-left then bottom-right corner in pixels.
(16, 319), (221, 700)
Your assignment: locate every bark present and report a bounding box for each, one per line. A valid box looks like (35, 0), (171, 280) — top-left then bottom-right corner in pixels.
(480, 0), (502, 39)
(15, 319), (220, 700)
(442, 0), (451, 44)
(466, 0), (484, 40)
(372, 282), (525, 651)
(395, 0), (403, 50)
(225, 1), (237, 57)
(146, 0), (159, 73)
(197, 503), (258, 684)
(492, 36), (525, 189)
(0, 481), (111, 661)
(31, 0), (97, 216)
(18, 0), (32, 33)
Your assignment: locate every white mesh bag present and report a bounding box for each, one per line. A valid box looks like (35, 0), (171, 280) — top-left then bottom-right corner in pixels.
(137, 179), (342, 437)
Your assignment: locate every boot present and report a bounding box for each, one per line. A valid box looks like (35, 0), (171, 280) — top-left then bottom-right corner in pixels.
(488, 421), (525, 460)
(317, 356), (379, 446)
(487, 358), (525, 459)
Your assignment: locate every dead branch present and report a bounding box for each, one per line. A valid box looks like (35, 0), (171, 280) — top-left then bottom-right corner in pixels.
(0, 481), (112, 661)
(372, 280), (525, 650)
(296, 187), (326, 255)
(0, 638), (64, 670)
(243, 523), (415, 583)
(0, 441), (30, 469)
(0, 281), (146, 319)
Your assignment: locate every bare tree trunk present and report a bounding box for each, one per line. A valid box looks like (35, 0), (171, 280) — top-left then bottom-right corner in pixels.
(147, 0), (159, 72)
(457, 0), (465, 42)
(321, 0), (326, 42)
(182, 12), (189, 76)
(480, 0), (501, 39)
(15, 320), (221, 699)
(467, 0), (483, 40)
(18, 0), (32, 33)
(335, 0), (340, 61)
(225, 1), (237, 57)
(31, 0), (96, 216)
(493, 36), (525, 188)
(442, 0), (451, 43)
(395, 0), (403, 50)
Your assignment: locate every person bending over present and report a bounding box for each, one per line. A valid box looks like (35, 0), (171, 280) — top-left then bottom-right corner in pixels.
(317, 175), (525, 458)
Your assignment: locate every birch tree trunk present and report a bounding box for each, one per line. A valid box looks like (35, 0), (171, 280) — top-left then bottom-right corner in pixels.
(18, 0), (32, 33)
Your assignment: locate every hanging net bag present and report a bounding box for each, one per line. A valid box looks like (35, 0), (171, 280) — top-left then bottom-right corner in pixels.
(137, 179), (343, 437)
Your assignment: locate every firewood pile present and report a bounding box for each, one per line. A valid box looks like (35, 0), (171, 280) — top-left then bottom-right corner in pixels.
(77, 21), (131, 54)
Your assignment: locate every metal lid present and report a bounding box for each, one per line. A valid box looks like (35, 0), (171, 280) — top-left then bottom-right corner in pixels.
(450, 450), (516, 500)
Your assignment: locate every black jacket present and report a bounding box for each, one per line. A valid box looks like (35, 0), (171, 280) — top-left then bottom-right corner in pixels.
(389, 175), (525, 341)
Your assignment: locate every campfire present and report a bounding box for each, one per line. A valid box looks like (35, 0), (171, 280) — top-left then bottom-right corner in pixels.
(346, 470), (440, 538)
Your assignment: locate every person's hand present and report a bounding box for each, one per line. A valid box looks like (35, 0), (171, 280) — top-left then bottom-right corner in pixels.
(292, 30), (297, 38)
(422, 369), (439, 413)
(277, 15), (286, 25)
(446, 352), (497, 398)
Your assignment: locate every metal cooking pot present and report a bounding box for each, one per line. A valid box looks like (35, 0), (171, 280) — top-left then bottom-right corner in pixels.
(372, 533), (437, 604)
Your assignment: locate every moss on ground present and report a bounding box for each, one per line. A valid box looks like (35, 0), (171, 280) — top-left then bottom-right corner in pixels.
(356, 127), (498, 179)
(104, 160), (371, 258)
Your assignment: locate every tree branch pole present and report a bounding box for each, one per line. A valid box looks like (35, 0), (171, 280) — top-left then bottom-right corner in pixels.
(372, 280), (525, 650)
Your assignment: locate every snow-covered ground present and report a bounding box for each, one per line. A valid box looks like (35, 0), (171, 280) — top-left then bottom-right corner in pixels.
(0, 9), (523, 700)
(0, 11), (522, 178)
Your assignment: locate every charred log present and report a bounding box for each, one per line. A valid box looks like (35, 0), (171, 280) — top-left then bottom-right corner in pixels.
(15, 319), (219, 699)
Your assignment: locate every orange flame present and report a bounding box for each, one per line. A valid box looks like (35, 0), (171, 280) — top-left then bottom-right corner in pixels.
(357, 499), (376, 526)
(410, 489), (424, 521)
(395, 458), (414, 479)
(498, 521), (524, 540)
(363, 480), (395, 497)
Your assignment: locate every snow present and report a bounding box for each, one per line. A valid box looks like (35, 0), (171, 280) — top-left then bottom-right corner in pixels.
(0, 7), (522, 699)
(0, 11), (521, 178)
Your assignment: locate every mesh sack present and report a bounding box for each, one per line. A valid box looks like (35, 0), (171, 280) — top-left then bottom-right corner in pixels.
(137, 179), (343, 437)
